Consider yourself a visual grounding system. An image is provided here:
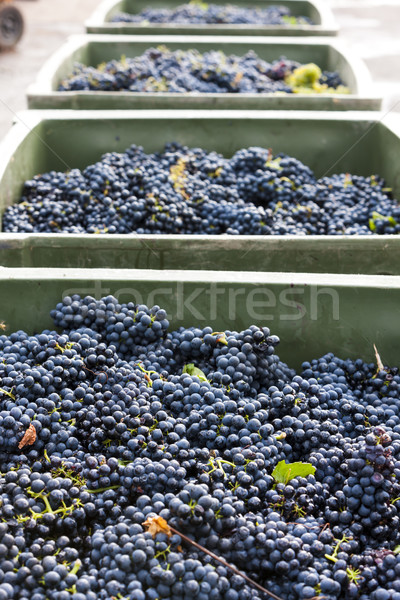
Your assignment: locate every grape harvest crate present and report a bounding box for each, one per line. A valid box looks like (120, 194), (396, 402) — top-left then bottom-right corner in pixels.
(26, 35), (380, 111)
(0, 267), (399, 370)
(85, 0), (338, 37)
(1, 109), (400, 274)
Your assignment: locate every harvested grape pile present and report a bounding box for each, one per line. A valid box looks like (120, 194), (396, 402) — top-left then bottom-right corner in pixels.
(57, 48), (348, 94)
(110, 2), (313, 25)
(3, 144), (399, 235)
(1, 294), (400, 600)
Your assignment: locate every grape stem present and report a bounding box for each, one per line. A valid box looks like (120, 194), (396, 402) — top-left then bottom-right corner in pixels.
(168, 523), (283, 600)
(374, 344), (384, 372)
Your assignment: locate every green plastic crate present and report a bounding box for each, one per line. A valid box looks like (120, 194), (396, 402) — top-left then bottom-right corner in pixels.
(85, 0), (338, 36)
(27, 35), (380, 111)
(1, 110), (400, 273)
(0, 267), (399, 370)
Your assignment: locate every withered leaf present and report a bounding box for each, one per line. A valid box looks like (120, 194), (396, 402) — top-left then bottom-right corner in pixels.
(143, 515), (172, 538)
(233, 72), (243, 86)
(18, 423), (37, 449)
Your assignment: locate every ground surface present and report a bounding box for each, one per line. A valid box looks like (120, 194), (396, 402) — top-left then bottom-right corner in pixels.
(328, 0), (400, 114)
(0, 0), (399, 141)
(0, 0), (98, 140)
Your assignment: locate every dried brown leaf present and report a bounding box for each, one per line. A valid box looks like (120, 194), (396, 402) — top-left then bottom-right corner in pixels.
(233, 72), (243, 86)
(18, 423), (37, 449)
(143, 515), (172, 538)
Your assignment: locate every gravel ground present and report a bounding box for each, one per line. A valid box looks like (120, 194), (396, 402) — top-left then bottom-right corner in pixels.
(0, 0), (398, 141)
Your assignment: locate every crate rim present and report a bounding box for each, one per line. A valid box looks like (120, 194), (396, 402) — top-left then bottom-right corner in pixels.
(4, 109), (400, 164)
(3, 232), (400, 244)
(2, 266), (400, 290)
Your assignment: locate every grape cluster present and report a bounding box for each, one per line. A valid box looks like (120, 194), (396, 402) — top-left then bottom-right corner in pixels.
(2, 295), (400, 599)
(110, 3), (313, 26)
(57, 48), (346, 95)
(3, 143), (400, 235)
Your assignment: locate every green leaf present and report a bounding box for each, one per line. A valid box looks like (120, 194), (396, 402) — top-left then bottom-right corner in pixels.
(189, 0), (209, 9)
(265, 157), (283, 171)
(282, 15), (298, 25)
(272, 460), (316, 485)
(285, 63), (322, 91)
(343, 174), (353, 188)
(182, 363), (208, 382)
(394, 545), (400, 555)
(369, 211), (398, 232)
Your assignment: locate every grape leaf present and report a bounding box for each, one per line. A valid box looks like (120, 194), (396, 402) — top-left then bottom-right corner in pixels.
(282, 15), (298, 25)
(369, 211), (397, 232)
(394, 545), (400, 555)
(183, 363), (207, 381)
(272, 460), (316, 484)
(189, 0), (209, 9)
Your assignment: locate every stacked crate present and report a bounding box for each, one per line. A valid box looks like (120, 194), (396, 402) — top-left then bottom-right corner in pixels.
(1, 2), (400, 600)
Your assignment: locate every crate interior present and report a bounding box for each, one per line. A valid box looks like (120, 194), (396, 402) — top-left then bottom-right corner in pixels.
(1, 115), (397, 221)
(48, 39), (356, 93)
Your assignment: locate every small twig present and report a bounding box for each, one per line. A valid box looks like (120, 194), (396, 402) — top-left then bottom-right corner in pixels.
(82, 364), (108, 382)
(318, 521), (331, 540)
(374, 344), (384, 372)
(168, 524), (283, 600)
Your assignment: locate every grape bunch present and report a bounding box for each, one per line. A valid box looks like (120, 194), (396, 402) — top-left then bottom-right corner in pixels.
(57, 48), (347, 95)
(1, 295), (400, 599)
(110, 2), (313, 26)
(3, 143), (400, 235)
